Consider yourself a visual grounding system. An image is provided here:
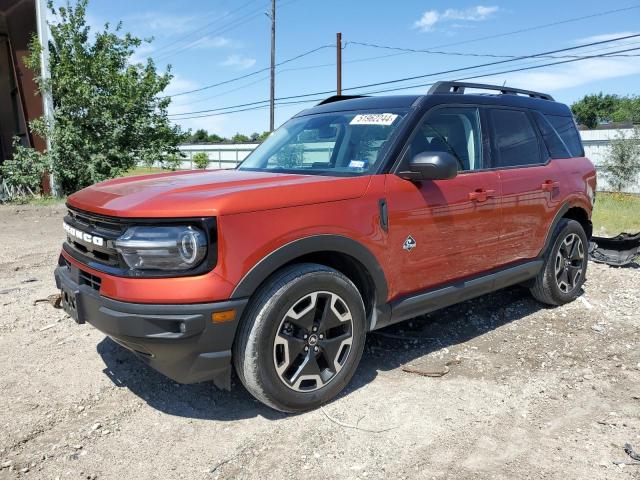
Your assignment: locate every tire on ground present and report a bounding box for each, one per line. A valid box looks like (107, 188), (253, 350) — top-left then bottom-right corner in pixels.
(233, 263), (367, 412)
(530, 218), (588, 306)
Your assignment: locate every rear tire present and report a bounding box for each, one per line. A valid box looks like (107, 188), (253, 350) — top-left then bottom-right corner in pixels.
(530, 219), (588, 306)
(233, 263), (366, 412)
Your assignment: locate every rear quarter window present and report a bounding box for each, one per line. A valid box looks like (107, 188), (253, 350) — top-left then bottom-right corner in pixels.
(532, 111), (572, 159)
(544, 114), (584, 157)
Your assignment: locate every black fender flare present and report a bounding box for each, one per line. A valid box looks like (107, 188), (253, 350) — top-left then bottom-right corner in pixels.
(230, 235), (389, 302)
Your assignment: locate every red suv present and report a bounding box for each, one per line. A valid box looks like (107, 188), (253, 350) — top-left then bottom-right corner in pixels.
(55, 81), (596, 412)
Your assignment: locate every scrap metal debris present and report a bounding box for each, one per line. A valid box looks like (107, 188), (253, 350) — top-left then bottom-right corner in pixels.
(613, 443), (640, 466)
(589, 232), (640, 266)
(625, 443), (640, 462)
(402, 358), (462, 377)
(33, 293), (62, 308)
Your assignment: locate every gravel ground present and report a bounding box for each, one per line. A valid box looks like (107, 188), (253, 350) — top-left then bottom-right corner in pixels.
(0, 203), (639, 480)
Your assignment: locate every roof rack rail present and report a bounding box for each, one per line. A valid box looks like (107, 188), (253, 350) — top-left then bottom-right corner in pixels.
(316, 95), (368, 106)
(428, 81), (554, 101)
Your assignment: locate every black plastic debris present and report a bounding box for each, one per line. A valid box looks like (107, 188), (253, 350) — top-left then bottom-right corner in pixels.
(589, 232), (640, 266)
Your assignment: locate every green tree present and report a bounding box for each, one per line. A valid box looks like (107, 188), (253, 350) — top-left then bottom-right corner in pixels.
(24, 0), (185, 195)
(231, 133), (250, 143)
(602, 127), (640, 192)
(571, 93), (640, 129)
(161, 153), (183, 171)
(192, 152), (209, 169)
(190, 129), (210, 143)
(208, 133), (224, 143)
(257, 131), (271, 142)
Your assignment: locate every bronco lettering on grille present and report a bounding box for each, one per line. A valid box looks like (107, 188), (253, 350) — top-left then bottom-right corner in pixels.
(63, 222), (105, 247)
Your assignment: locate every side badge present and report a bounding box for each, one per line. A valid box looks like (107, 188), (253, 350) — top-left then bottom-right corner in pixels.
(403, 235), (416, 252)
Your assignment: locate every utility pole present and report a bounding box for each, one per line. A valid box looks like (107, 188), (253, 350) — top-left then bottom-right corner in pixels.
(269, 0), (276, 132)
(336, 32), (342, 96)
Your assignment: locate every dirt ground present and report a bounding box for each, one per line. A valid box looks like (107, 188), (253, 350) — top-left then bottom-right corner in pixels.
(0, 203), (639, 480)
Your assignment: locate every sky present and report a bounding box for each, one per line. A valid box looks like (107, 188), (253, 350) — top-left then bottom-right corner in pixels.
(77, 0), (640, 137)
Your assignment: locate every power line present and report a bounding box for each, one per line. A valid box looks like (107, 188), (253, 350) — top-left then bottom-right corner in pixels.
(154, 0), (304, 62)
(422, 4), (640, 50)
(171, 46), (640, 120)
(162, 4), (640, 100)
(155, 4), (270, 62)
(151, 0), (260, 56)
(161, 44), (335, 98)
(346, 40), (640, 59)
(168, 33), (640, 117)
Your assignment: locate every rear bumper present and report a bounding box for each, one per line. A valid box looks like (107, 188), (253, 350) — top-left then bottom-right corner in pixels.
(54, 261), (248, 389)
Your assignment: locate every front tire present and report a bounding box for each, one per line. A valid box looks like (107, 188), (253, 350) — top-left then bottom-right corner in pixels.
(233, 263), (366, 412)
(530, 219), (588, 305)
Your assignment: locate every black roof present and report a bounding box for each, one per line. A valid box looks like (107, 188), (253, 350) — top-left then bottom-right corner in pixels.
(296, 95), (421, 116)
(297, 81), (571, 118)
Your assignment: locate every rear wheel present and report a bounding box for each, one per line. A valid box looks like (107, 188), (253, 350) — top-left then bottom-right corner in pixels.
(233, 263), (366, 412)
(530, 219), (588, 305)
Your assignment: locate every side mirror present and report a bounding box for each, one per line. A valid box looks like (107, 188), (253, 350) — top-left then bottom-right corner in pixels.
(398, 151), (458, 181)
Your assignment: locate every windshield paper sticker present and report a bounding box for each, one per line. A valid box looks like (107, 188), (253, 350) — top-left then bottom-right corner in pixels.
(350, 113), (398, 126)
(348, 160), (366, 169)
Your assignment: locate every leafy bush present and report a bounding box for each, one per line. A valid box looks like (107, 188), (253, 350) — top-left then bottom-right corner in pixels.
(0, 138), (50, 195)
(161, 154), (183, 171)
(602, 127), (640, 192)
(192, 152), (210, 169)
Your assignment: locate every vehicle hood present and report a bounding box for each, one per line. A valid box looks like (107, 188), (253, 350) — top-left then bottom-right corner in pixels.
(67, 169), (372, 217)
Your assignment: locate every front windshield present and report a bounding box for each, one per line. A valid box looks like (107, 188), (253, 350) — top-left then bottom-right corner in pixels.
(238, 110), (408, 176)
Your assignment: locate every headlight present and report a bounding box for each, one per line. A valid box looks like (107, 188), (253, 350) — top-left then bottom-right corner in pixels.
(115, 226), (207, 271)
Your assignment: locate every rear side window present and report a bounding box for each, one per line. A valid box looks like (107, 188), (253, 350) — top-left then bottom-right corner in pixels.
(532, 111), (572, 159)
(490, 109), (543, 168)
(544, 115), (584, 157)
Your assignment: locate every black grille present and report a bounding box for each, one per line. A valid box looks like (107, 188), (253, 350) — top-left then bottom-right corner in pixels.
(79, 269), (102, 291)
(60, 257), (102, 291)
(63, 208), (126, 268)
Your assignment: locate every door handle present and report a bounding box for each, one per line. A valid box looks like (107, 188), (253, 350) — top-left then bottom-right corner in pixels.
(541, 180), (560, 192)
(468, 189), (495, 202)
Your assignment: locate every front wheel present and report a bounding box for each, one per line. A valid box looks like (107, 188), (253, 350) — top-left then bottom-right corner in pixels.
(530, 219), (588, 305)
(233, 263), (366, 412)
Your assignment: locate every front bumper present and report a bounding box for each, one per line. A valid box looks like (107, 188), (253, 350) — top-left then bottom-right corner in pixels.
(54, 261), (248, 389)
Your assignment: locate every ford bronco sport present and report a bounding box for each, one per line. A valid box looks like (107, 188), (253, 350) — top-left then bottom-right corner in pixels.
(55, 81), (596, 412)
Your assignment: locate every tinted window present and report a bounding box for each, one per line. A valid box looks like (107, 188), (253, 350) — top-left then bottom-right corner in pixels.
(545, 114), (584, 157)
(411, 107), (483, 171)
(490, 109), (542, 167)
(532, 111), (571, 159)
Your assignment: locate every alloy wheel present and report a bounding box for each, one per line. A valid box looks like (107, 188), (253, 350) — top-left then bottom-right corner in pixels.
(273, 291), (354, 392)
(554, 233), (585, 294)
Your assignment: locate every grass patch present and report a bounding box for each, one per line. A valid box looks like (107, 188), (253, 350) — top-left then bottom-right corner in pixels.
(1, 195), (66, 206)
(591, 192), (640, 236)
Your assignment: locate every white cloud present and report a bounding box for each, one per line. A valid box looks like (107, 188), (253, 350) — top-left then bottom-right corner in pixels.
(129, 43), (154, 65)
(163, 74), (199, 98)
(414, 5), (499, 32)
(220, 54), (256, 70)
(191, 36), (232, 49)
(468, 56), (640, 93)
(575, 31), (639, 44)
(128, 13), (198, 36)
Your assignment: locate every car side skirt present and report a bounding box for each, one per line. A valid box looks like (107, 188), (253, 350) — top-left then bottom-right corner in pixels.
(375, 259), (544, 329)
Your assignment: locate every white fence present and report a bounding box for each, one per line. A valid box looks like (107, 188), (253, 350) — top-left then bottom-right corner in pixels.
(580, 128), (639, 193)
(176, 131), (640, 194)
(177, 143), (259, 170)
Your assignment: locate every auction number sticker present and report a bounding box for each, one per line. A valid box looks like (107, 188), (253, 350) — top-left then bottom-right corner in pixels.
(350, 113), (398, 126)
